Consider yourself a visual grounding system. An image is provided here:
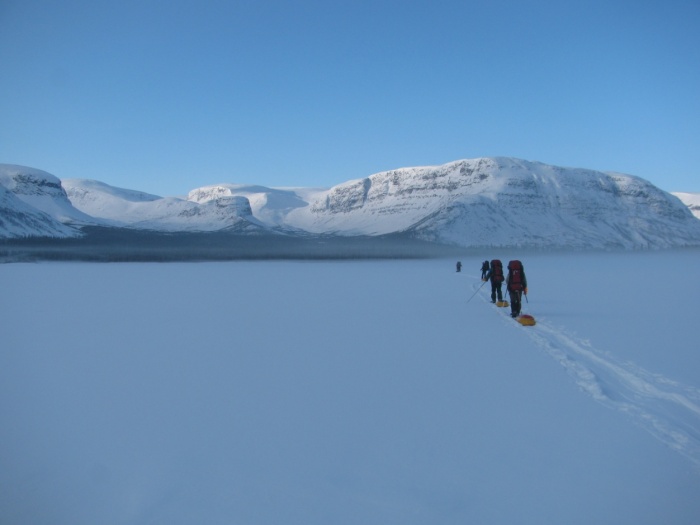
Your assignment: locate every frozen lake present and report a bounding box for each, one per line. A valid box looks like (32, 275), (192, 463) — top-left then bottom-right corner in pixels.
(2, 250), (700, 524)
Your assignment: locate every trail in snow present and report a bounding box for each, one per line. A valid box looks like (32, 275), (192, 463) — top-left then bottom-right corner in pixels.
(473, 281), (700, 469)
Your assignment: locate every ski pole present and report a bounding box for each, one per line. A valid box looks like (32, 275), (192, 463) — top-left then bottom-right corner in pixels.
(466, 280), (487, 303)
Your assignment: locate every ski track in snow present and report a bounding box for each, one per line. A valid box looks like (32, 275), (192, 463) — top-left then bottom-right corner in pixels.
(473, 281), (700, 469)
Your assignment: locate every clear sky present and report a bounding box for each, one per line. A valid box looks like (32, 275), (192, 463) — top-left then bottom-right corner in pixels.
(1, 0), (699, 196)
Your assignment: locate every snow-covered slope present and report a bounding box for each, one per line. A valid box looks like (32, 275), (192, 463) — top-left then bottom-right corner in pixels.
(672, 192), (700, 219)
(187, 183), (314, 227)
(3, 159), (698, 247)
(0, 183), (80, 238)
(0, 164), (90, 238)
(284, 158), (700, 249)
(63, 179), (265, 232)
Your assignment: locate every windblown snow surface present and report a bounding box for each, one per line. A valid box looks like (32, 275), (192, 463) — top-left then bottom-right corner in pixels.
(2, 250), (700, 524)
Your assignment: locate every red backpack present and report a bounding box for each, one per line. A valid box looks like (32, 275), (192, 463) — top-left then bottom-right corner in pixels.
(490, 259), (504, 282)
(508, 260), (524, 291)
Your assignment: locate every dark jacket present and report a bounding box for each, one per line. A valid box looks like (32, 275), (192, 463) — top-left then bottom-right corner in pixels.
(480, 261), (489, 278)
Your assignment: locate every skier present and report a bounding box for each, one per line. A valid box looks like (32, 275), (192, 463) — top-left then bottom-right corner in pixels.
(483, 259), (504, 304)
(506, 260), (528, 318)
(456, 261), (462, 272)
(480, 260), (489, 279)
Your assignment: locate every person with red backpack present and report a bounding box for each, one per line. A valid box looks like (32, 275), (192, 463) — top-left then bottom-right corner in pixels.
(483, 259), (504, 304)
(506, 260), (528, 318)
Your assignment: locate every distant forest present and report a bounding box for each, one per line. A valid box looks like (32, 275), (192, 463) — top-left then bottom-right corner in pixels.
(0, 227), (466, 263)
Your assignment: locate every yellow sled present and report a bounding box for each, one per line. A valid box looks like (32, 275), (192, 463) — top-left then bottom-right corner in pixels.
(496, 300), (509, 308)
(516, 314), (536, 326)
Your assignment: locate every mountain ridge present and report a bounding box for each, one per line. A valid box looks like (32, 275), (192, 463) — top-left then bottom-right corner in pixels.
(2, 158), (699, 251)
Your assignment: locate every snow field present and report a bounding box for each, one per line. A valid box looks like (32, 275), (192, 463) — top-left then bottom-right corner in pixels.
(1, 251), (700, 524)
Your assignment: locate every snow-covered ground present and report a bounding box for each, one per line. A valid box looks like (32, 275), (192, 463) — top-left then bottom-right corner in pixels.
(2, 250), (700, 524)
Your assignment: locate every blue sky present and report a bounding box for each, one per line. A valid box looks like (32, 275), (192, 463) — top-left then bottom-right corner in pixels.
(1, 0), (699, 196)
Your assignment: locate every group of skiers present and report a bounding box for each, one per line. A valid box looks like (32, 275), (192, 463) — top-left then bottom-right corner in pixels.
(480, 259), (528, 318)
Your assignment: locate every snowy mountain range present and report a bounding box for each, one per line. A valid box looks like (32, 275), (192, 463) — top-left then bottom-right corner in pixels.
(62, 178), (265, 233)
(2, 158), (700, 250)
